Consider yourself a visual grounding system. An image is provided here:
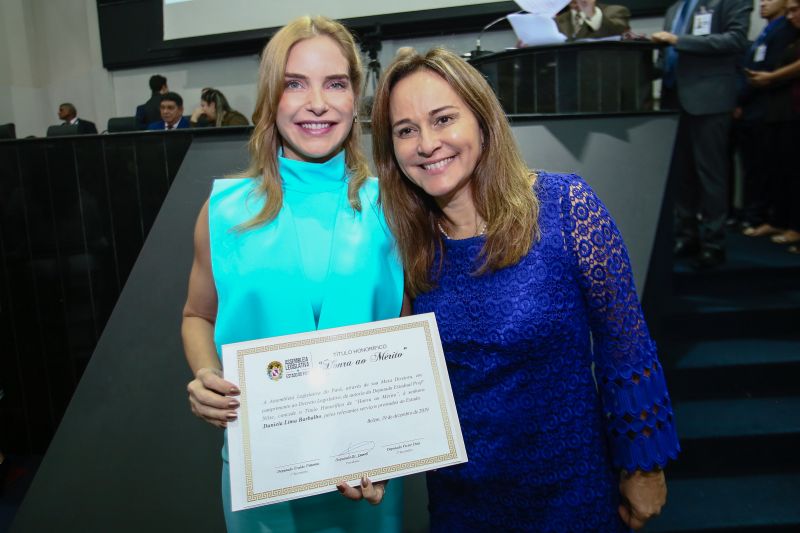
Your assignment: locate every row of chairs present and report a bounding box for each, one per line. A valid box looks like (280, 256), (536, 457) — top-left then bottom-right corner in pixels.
(107, 115), (200, 133)
(0, 119), (135, 139)
(0, 117), (195, 140)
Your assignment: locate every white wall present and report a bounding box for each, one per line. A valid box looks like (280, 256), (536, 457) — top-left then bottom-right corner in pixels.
(0, 1), (768, 138)
(0, 0), (115, 137)
(111, 55), (262, 124)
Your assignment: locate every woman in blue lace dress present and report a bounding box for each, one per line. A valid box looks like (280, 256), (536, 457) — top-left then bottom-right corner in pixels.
(370, 47), (680, 531)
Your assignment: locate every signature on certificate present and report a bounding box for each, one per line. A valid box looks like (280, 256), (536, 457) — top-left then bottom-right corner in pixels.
(384, 438), (424, 454)
(333, 440), (375, 458)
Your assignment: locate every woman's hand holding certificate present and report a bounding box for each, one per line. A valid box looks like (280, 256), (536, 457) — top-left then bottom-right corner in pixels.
(187, 367), (240, 429)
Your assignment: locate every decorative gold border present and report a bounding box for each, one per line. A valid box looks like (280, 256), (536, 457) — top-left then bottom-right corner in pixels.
(235, 320), (458, 503)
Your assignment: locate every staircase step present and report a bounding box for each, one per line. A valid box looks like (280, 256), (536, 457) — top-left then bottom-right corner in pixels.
(670, 433), (799, 478)
(676, 339), (800, 369)
(674, 397), (800, 440)
(672, 286), (800, 315)
(667, 339), (800, 399)
(644, 473), (800, 532)
(674, 232), (800, 275)
(667, 397), (800, 477)
(669, 230), (800, 316)
(674, 264), (800, 294)
(664, 306), (797, 341)
(652, 232), (800, 531)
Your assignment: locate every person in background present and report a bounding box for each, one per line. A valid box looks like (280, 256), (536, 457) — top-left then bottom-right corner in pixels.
(57, 103), (97, 134)
(188, 87), (213, 127)
(371, 46), (679, 532)
(189, 88), (249, 127)
(556, 0), (631, 40)
(147, 92), (190, 130)
(652, 0), (752, 269)
(136, 74), (168, 129)
(735, 0), (798, 235)
(181, 15), (404, 532)
(746, 0), (800, 251)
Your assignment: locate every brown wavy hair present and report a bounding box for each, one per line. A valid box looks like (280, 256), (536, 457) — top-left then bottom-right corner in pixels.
(371, 47), (539, 297)
(237, 16), (368, 229)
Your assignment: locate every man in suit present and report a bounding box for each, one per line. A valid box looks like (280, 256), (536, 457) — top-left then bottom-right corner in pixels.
(136, 75), (168, 130)
(652, 0), (752, 268)
(556, 0), (630, 40)
(57, 103), (97, 134)
(735, 0), (797, 231)
(147, 92), (190, 131)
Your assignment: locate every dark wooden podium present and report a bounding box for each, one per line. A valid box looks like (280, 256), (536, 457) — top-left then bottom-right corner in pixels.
(469, 41), (659, 115)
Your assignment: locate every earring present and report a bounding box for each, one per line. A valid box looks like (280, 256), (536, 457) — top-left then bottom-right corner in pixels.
(353, 114), (358, 123)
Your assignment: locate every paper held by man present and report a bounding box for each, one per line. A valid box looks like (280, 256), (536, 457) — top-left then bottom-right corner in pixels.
(222, 313), (468, 511)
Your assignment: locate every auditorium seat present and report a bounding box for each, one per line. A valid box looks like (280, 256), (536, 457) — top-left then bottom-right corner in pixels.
(46, 124), (79, 137)
(0, 123), (15, 139)
(107, 116), (138, 133)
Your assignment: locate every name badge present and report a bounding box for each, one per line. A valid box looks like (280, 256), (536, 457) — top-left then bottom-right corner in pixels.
(693, 12), (712, 36)
(754, 44), (767, 62)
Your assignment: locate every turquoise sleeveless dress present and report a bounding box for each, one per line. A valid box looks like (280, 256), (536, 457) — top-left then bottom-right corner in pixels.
(208, 150), (404, 532)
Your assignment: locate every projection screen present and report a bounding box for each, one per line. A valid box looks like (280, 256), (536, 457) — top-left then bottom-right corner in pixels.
(163, 0), (508, 41)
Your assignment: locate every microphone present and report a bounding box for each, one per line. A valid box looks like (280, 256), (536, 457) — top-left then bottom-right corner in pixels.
(468, 10), (523, 59)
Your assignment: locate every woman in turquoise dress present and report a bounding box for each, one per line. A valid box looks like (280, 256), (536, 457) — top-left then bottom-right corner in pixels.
(181, 16), (404, 532)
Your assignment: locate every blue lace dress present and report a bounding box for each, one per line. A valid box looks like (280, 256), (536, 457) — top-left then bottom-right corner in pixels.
(414, 173), (680, 532)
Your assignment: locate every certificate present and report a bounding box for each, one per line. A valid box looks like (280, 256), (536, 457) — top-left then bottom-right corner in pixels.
(222, 313), (468, 511)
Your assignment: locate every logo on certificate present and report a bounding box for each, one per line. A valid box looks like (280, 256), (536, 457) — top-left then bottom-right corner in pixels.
(266, 361), (283, 381)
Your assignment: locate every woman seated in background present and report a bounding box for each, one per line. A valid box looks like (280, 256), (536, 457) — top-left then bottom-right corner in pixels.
(182, 15), (403, 532)
(190, 87), (249, 127)
(370, 47), (680, 531)
(746, 0), (800, 252)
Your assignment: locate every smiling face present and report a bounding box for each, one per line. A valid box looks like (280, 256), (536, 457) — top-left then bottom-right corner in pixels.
(389, 69), (483, 205)
(276, 35), (354, 163)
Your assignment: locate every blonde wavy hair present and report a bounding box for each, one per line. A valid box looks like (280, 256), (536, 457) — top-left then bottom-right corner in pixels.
(371, 47), (540, 296)
(238, 15), (368, 229)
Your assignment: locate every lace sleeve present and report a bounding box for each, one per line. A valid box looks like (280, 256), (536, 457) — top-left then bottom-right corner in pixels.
(560, 174), (680, 472)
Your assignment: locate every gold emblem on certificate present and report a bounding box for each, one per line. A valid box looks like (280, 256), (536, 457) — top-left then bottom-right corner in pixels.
(266, 361), (283, 381)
